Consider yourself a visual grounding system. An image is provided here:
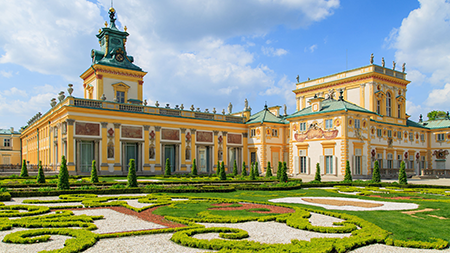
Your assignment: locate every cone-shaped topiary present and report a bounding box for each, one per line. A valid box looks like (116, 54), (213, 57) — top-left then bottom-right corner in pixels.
(344, 160), (352, 182)
(277, 161), (282, 179)
(266, 161), (272, 177)
(241, 161), (247, 176)
(57, 156), (70, 190)
(249, 162), (256, 180)
(399, 160), (407, 185)
(372, 160), (381, 183)
(254, 162), (259, 177)
(217, 161), (221, 177)
(232, 160), (238, 176)
(36, 161), (45, 184)
(280, 162), (288, 182)
(90, 160), (99, 183)
(220, 161), (227, 180)
(165, 158), (171, 176)
(314, 163), (321, 182)
(191, 159), (197, 175)
(20, 159), (28, 177)
(127, 159), (137, 187)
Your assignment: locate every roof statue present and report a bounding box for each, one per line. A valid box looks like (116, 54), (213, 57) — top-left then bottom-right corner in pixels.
(402, 63), (406, 73)
(382, 57), (385, 67)
(393, 61), (396, 70)
(328, 89), (335, 99)
(228, 102), (232, 114)
(244, 98), (249, 110)
(283, 104), (287, 116)
(296, 75), (299, 83)
(370, 53), (374, 64)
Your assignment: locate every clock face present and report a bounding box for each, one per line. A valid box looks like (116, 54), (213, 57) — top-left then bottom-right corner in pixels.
(116, 53), (124, 62)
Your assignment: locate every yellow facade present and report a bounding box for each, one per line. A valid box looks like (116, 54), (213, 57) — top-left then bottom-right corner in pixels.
(0, 128), (21, 166)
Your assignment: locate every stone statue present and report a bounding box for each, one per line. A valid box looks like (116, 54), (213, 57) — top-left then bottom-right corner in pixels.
(328, 89), (335, 99)
(382, 57), (385, 67)
(283, 104), (287, 115)
(244, 98), (248, 110)
(228, 102), (232, 114)
(370, 53), (374, 64)
(296, 75), (299, 83)
(393, 61), (396, 70)
(402, 63), (406, 73)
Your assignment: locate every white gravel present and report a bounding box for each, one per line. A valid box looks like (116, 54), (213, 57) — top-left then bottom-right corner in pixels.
(309, 213), (345, 227)
(71, 209), (166, 234)
(84, 233), (213, 253)
(0, 228), (71, 253)
(269, 197), (419, 211)
(196, 221), (351, 243)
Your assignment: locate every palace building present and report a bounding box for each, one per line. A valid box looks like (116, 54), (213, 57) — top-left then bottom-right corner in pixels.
(19, 8), (450, 179)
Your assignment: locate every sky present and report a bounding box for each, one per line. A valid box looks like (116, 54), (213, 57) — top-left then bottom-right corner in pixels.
(0, 0), (449, 130)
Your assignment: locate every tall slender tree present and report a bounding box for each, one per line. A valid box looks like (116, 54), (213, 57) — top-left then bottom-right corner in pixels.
(20, 159), (28, 177)
(164, 158), (171, 176)
(220, 161), (227, 180)
(266, 161), (273, 177)
(36, 160), (45, 183)
(277, 161), (283, 179)
(399, 161), (407, 185)
(314, 163), (321, 182)
(217, 161), (221, 177)
(57, 156), (70, 190)
(344, 160), (352, 182)
(241, 161), (247, 176)
(191, 159), (197, 175)
(249, 162), (256, 180)
(254, 162), (259, 177)
(372, 160), (381, 183)
(280, 162), (288, 182)
(127, 159), (137, 187)
(91, 160), (99, 183)
(232, 160), (238, 176)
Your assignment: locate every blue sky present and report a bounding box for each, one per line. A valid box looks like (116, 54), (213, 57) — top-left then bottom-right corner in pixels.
(1, 0), (449, 130)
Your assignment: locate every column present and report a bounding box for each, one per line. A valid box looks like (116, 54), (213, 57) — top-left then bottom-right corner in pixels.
(190, 129), (196, 162)
(66, 119), (75, 173)
(180, 128), (186, 171)
(100, 122), (108, 172)
(113, 123), (121, 171)
(213, 130), (219, 173)
(222, 131), (228, 171)
(154, 126), (162, 172)
(143, 125), (150, 171)
(243, 132), (248, 172)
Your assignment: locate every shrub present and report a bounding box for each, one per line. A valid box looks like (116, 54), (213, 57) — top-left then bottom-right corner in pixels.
(314, 163), (321, 182)
(372, 160), (381, 183)
(165, 158), (171, 176)
(254, 162), (259, 177)
(399, 161), (407, 185)
(266, 161), (272, 177)
(249, 162), (256, 180)
(36, 161), (45, 184)
(20, 159), (28, 177)
(217, 161), (221, 177)
(232, 160), (238, 176)
(241, 161), (247, 176)
(90, 160), (98, 183)
(280, 162), (288, 182)
(57, 156), (70, 190)
(344, 160), (352, 182)
(127, 159), (138, 188)
(220, 161), (227, 180)
(191, 159), (197, 176)
(277, 161), (282, 179)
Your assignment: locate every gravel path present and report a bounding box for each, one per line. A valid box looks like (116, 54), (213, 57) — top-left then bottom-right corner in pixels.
(0, 228), (71, 253)
(309, 213), (344, 227)
(71, 209), (166, 234)
(196, 221), (351, 243)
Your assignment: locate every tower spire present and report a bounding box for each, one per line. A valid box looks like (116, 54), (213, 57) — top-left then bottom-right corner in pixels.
(108, 5), (117, 29)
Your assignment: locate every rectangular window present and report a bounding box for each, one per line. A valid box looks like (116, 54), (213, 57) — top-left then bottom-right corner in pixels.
(250, 129), (256, 137)
(355, 119), (360, 129)
(325, 155), (333, 174)
(325, 119), (333, 129)
(409, 133), (414, 142)
(300, 156), (307, 174)
(420, 134), (425, 142)
(300, 122), (306, 131)
(409, 159), (414, 170)
(397, 154), (402, 168)
(354, 148), (362, 175)
(116, 91), (125, 103)
(3, 139), (10, 147)
(437, 133), (445, 141)
(377, 129), (382, 137)
(387, 130), (392, 138)
(387, 153), (393, 169)
(377, 153), (383, 168)
(272, 129), (278, 137)
(398, 104), (401, 118)
(420, 156), (425, 170)
(377, 100), (381, 114)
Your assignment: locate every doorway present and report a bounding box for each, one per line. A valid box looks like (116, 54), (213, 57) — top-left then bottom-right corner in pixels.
(198, 146), (211, 173)
(228, 147), (241, 173)
(164, 145), (176, 173)
(80, 141), (94, 173)
(125, 143), (138, 171)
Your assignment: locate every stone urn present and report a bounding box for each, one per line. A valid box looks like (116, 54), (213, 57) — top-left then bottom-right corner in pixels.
(50, 98), (57, 107)
(58, 91), (65, 102)
(67, 84), (73, 96)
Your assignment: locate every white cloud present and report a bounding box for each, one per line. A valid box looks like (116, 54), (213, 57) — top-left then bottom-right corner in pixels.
(309, 44), (318, 53)
(0, 70), (12, 78)
(425, 83), (450, 107)
(261, 46), (288, 57)
(259, 75), (296, 110)
(0, 87), (27, 97)
(406, 100), (423, 118)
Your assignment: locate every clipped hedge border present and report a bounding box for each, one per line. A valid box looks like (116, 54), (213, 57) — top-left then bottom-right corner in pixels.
(385, 237), (448, 250)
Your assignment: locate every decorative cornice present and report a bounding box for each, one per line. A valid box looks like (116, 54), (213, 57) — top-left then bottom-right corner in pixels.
(97, 68), (145, 79)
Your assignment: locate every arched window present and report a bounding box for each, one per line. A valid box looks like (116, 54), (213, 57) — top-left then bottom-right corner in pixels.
(386, 92), (391, 117)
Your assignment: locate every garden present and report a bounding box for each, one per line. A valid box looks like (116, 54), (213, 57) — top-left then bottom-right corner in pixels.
(0, 158), (449, 252)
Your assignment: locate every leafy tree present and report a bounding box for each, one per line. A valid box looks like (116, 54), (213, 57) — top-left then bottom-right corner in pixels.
(241, 161), (247, 176)
(164, 158), (171, 176)
(314, 163), (321, 182)
(191, 159), (197, 175)
(277, 161), (283, 179)
(127, 159), (137, 187)
(280, 162), (288, 182)
(232, 160), (238, 176)
(399, 161), (408, 185)
(344, 160), (352, 182)
(57, 156), (70, 190)
(20, 159), (28, 177)
(266, 161), (272, 177)
(90, 160), (98, 183)
(372, 160), (381, 183)
(249, 162), (256, 180)
(36, 161), (45, 184)
(220, 161), (227, 180)
(427, 110), (446, 120)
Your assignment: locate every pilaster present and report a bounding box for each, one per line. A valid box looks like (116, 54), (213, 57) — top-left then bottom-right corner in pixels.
(66, 119), (75, 172)
(113, 123), (121, 171)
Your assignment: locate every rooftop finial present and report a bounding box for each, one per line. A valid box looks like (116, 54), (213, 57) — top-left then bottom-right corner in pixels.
(264, 101), (268, 110)
(108, 5), (117, 29)
(338, 89), (344, 101)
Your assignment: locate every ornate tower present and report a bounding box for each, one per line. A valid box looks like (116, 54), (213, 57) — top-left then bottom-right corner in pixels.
(80, 8), (146, 103)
